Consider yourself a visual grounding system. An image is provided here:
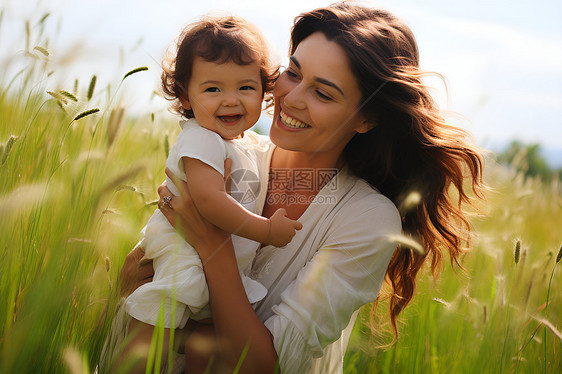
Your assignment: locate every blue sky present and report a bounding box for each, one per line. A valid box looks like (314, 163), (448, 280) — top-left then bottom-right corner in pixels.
(2, 0), (562, 165)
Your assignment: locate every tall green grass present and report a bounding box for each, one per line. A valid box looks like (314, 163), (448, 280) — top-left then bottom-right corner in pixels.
(1, 10), (561, 374)
(346, 163), (562, 373)
(0, 22), (177, 371)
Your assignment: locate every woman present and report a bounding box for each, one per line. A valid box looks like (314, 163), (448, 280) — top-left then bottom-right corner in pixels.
(119, 2), (484, 373)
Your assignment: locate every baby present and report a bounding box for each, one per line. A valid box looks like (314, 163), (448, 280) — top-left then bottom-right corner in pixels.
(125, 15), (302, 331)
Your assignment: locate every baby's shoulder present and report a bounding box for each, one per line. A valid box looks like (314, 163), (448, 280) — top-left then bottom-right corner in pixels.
(174, 120), (225, 148)
(178, 119), (222, 139)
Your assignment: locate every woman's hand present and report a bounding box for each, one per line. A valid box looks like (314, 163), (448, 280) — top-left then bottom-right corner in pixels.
(159, 159), (277, 372)
(157, 160), (232, 262)
(118, 246), (154, 298)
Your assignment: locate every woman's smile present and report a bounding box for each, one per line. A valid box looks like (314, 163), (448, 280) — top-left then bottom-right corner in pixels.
(278, 110), (311, 129)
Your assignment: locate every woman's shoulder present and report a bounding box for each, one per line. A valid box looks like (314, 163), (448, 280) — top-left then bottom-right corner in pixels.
(336, 170), (402, 232)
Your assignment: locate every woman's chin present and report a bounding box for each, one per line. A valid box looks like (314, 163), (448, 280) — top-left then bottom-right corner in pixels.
(269, 124), (297, 150)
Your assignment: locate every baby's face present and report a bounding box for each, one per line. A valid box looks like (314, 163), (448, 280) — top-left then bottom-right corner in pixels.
(180, 57), (263, 140)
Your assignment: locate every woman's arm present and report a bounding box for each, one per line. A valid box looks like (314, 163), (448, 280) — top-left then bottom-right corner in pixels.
(182, 157), (301, 247)
(159, 169), (278, 373)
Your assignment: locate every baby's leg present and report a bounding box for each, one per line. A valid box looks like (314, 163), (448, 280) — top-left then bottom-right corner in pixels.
(114, 318), (171, 374)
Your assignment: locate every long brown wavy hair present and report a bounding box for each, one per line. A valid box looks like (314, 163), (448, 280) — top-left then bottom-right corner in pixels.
(291, 2), (485, 339)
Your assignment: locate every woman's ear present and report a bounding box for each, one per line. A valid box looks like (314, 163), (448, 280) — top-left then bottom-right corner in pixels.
(355, 119), (375, 134)
(179, 96), (191, 110)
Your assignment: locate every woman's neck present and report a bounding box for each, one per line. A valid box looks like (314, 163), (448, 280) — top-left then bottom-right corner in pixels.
(270, 147), (344, 170)
(269, 147), (344, 196)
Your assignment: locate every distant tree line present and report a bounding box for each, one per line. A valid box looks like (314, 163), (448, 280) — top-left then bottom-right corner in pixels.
(497, 140), (561, 181)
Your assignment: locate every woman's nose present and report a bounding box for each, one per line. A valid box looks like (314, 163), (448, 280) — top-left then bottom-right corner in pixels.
(283, 82), (306, 110)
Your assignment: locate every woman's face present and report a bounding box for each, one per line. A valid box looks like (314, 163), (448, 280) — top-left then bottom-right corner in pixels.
(269, 32), (371, 159)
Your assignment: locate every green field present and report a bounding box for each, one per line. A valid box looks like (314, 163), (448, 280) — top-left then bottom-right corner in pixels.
(1, 20), (561, 374)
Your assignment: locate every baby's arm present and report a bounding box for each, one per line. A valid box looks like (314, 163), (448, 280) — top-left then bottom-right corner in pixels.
(182, 157), (302, 246)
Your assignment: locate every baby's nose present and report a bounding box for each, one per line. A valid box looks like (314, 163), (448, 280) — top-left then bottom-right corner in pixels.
(223, 92), (240, 106)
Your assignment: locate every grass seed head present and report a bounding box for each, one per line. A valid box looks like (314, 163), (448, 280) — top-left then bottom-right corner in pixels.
(432, 298), (451, 309)
(514, 240), (521, 264)
(104, 257), (111, 272)
(0, 184), (46, 223)
(62, 346), (83, 374)
(25, 20), (30, 52)
(2, 135), (18, 165)
(116, 185), (136, 192)
(60, 90), (78, 102)
(164, 134), (169, 157)
(556, 245), (562, 264)
(386, 234), (424, 254)
(74, 108), (99, 121)
(87, 75), (97, 100)
(399, 190), (422, 215)
(47, 90), (68, 104)
(122, 66), (148, 81)
(38, 13), (50, 25)
(33, 46), (49, 56)
(107, 107), (124, 148)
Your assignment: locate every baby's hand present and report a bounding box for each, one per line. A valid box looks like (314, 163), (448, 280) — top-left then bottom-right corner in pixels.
(266, 208), (303, 247)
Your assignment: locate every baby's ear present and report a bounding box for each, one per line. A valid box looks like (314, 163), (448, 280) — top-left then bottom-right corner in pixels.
(179, 96), (191, 110)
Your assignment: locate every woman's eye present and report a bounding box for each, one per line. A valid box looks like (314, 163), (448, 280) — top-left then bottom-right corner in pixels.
(315, 90), (332, 101)
(240, 85), (255, 91)
(205, 87), (219, 93)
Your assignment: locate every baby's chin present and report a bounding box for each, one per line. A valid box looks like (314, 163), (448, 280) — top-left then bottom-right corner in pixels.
(218, 131), (246, 140)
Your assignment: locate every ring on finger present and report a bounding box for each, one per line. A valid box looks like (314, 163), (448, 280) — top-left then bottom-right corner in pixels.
(162, 195), (173, 209)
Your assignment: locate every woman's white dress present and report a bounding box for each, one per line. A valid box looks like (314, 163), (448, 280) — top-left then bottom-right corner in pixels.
(243, 133), (401, 373)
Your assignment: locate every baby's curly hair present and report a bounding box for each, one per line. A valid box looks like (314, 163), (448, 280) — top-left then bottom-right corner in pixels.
(161, 15), (279, 119)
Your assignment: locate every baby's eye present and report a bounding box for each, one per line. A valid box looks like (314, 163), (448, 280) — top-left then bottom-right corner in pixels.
(205, 87), (219, 93)
(240, 85), (255, 91)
